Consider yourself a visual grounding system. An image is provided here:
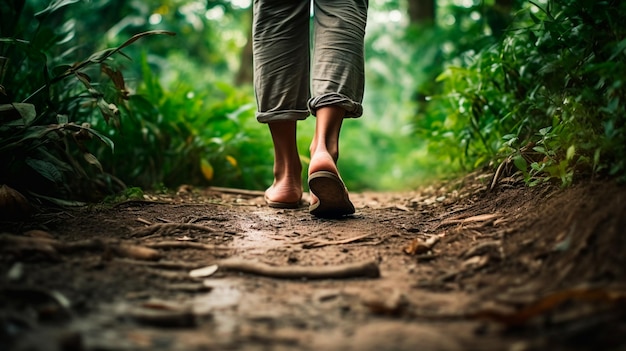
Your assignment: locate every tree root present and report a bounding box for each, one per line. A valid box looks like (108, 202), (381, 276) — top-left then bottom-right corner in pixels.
(0, 233), (161, 261)
(113, 258), (203, 270)
(131, 223), (219, 237)
(299, 233), (375, 249)
(144, 241), (231, 251)
(208, 186), (265, 197)
(218, 258), (380, 279)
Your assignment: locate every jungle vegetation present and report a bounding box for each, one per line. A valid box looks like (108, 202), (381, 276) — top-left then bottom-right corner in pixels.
(1, 0), (624, 205)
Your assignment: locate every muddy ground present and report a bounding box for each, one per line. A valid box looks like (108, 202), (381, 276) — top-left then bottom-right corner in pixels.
(1, 172), (626, 351)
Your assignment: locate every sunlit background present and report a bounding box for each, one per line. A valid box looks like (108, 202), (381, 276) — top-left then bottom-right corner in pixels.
(93, 0), (512, 191)
(3, 0), (623, 202)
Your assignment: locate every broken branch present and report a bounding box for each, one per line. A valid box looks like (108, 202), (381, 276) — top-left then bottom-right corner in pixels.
(115, 258), (203, 270)
(144, 241), (231, 251)
(0, 234), (161, 261)
(209, 186), (265, 197)
(131, 223), (219, 237)
(300, 233), (375, 249)
(217, 258), (380, 279)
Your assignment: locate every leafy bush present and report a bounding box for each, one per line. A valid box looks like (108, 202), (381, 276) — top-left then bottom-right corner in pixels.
(89, 53), (273, 191)
(0, 0), (173, 203)
(421, 0), (626, 185)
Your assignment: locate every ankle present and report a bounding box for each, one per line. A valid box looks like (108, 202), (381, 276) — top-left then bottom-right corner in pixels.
(310, 143), (338, 162)
(275, 161), (301, 177)
(308, 151), (339, 176)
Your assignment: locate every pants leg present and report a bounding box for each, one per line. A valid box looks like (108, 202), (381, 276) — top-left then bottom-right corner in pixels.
(253, 0), (311, 123)
(309, 0), (368, 118)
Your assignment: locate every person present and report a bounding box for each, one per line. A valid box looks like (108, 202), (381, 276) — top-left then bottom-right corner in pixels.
(252, 0), (368, 218)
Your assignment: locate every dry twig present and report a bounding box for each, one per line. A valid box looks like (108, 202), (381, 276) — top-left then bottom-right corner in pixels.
(145, 240), (231, 251)
(300, 233), (375, 249)
(0, 234), (161, 261)
(135, 217), (152, 225)
(209, 186), (265, 197)
(114, 258), (203, 270)
(436, 213), (501, 230)
(218, 258), (380, 279)
(131, 223), (219, 237)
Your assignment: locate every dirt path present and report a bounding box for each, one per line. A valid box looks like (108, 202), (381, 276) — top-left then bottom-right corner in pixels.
(1, 174), (626, 351)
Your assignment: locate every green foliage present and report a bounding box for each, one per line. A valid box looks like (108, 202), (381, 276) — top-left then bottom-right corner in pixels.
(5, 0), (622, 202)
(0, 0), (173, 202)
(421, 0), (626, 185)
(89, 52), (272, 190)
(69, 0), (276, 192)
(355, 0), (514, 187)
(103, 186), (144, 204)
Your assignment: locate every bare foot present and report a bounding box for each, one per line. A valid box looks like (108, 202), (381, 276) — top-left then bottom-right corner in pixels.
(308, 151), (341, 206)
(308, 151), (339, 176)
(307, 151), (354, 217)
(265, 120), (302, 206)
(265, 176), (302, 206)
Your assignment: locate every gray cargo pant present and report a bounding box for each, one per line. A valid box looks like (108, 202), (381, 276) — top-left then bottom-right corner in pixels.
(253, 0), (368, 123)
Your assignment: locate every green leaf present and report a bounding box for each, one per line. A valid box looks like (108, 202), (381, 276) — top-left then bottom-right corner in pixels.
(84, 127), (115, 152)
(538, 126), (552, 136)
(566, 145), (575, 161)
(0, 127), (45, 153)
(14, 103), (37, 125)
(75, 71), (92, 86)
(531, 162), (545, 172)
(0, 103), (36, 126)
(52, 64), (73, 77)
(116, 30), (176, 52)
(513, 155), (528, 172)
(97, 99), (119, 124)
(608, 38), (626, 61)
(25, 158), (63, 183)
(85, 31), (176, 65)
(83, 152), (103, 172)
(56, 114), (68, 124)
(35, 0), (81, 18)
(529, 11), (541, 25)
(35, 149), (74, 173)
(28, 192), (86, 207)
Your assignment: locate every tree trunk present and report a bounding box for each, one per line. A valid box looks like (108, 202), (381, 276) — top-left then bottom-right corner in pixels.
(489, 0), (516, 38)
(407, 0), (435, 26)
(495, 0), (514, 10)
(235, 10), (253, 86)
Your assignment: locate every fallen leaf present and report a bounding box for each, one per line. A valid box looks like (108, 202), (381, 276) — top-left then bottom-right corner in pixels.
(7, 262), (23, 281)
(462, 255), (489, 270)
(403, 236), (439, 255)
(462, 214), (500, 223)
(440, 213), (501, 226)
(189, 264), (219, 278)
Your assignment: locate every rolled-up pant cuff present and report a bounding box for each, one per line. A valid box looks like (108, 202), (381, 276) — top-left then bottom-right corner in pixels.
(308, 93), (363, 118)
(256, 110), (309, 123)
